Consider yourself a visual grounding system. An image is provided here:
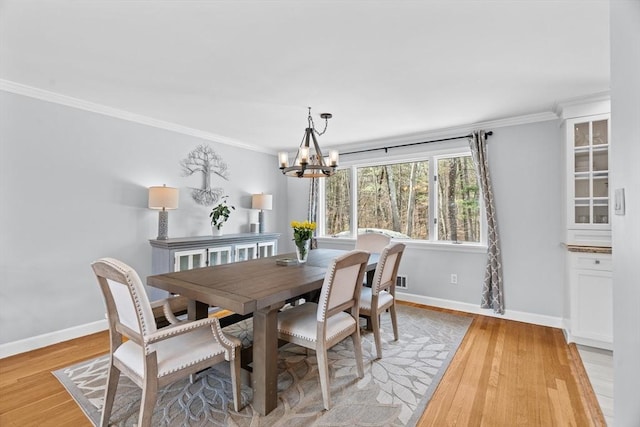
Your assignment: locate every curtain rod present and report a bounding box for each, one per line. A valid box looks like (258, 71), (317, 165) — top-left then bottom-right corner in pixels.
(340, 131), (493, 156)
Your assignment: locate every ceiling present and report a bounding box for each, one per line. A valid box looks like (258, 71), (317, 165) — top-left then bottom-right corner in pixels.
(0, 0), (610, 153)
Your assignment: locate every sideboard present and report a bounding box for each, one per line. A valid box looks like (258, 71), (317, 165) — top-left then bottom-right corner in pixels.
(149, 232), (281, 275)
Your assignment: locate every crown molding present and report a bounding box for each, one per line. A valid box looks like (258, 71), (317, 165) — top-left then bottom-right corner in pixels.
(553, 91), (611, 119)
(3, 79), (569, 156)
(0, 79), (274, 155)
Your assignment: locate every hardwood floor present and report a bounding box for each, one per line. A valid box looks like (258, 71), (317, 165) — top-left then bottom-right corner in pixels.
(0, 303), (605, 426)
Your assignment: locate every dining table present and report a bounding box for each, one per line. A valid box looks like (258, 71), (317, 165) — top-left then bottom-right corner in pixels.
(147, 248), (378, 416)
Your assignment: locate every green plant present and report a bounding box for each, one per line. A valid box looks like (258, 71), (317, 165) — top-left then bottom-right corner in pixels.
(209, 196), (235, 230)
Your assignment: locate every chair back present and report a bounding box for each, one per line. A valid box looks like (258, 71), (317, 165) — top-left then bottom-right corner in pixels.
(317, 250), (369, 322)
(355, 232), (391, 253)
(371, 243), (405, 296)
(91, 258), (157, 343)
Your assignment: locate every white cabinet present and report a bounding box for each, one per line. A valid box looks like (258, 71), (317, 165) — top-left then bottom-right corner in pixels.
(151, 233), (281, 275)
(258, 241), (277, 258)
(562, 107), (611, 247)
(207, 246), (233, 266)
(234, 243), (258, 262)
(568, 251), (613, 350)
(559, 99), (613, 350)
(174, 249), (207, 271)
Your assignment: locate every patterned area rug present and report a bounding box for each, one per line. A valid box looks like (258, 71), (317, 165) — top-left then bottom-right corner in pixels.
(53, 305), (471, 426)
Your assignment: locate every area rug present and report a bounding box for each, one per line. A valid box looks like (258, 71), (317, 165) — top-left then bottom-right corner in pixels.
(53, 305), (471, 426)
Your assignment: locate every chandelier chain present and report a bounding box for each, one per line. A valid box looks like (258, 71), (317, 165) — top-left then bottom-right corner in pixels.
(307, 107), (329, 136)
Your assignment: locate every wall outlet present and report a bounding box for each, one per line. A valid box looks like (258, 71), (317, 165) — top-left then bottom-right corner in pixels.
(450, 274), (458, 284)
(396, 275), (408, 289)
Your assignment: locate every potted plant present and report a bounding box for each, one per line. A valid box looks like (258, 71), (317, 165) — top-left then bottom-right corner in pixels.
(210, 196), (235, 235)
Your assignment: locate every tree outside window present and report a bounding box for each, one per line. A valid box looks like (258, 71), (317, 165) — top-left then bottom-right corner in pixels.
(436, 156), (480, 243)
(323, 153), (482, 244)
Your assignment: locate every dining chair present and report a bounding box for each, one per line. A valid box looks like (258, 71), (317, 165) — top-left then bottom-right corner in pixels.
(355, 232), (391, 252)
(91, 258), (243, 427)
(359, 242), (405, 359)
(276, 250), (370, 410)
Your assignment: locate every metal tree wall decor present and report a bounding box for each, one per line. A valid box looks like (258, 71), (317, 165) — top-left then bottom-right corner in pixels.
(180, 144), (229, 206)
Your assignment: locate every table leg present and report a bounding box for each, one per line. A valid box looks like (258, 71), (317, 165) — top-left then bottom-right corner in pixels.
(252, 306), (279, 415)
(188, 300), (209, 320)
(365, 269), (375, 331)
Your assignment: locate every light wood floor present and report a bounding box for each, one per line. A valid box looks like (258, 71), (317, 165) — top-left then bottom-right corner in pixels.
(0, 303), (605, 427)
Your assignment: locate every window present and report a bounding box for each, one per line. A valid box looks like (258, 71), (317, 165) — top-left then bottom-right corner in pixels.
(436, 156), (481, 243)
(325, 169), (351, 236)
(322, 151), (482, 244)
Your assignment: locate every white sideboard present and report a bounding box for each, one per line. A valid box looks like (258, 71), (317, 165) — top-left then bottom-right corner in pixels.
(150, 233), (281, 276)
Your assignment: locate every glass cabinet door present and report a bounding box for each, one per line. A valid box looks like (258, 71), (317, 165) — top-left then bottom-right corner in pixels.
(572, 118), (609, 226)
(174, 249), (207, 271)
(207, 246), (232, 266)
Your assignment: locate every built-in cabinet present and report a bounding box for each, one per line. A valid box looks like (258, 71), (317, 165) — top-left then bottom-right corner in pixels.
(565, 113), (611, 247)
(150, 233), (280, 276)
(567, 249), (613, 350)
(560, 98), (612, 350)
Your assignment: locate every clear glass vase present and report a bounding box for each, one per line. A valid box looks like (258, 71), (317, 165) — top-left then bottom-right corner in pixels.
(295, 239), (310, 264)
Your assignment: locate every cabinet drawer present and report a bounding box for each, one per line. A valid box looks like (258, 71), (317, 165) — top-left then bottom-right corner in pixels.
(574, 254), (612, 271)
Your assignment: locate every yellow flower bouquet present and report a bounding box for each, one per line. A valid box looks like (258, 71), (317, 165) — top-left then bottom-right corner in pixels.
(291, 220), (316, 262)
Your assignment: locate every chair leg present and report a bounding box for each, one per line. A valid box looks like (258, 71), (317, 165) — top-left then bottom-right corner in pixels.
(138, 357), (159, 427)
(351, 328), (365, 378)
(370, 311), (383, 359)
(100, 362), (120, 427)
(230, 354), (242, 411)
(138, 376), (158, 427)
(316, 344), (331, 410)
(390, 303), (399, 341)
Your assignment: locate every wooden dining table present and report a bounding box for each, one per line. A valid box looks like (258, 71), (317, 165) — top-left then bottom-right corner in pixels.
(147, 248), (378, 415)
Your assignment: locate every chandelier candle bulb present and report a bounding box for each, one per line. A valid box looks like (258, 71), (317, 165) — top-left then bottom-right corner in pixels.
(278, 152), (289, 168)
(299, 147), (309, 164)
(329, 150), (339, 166)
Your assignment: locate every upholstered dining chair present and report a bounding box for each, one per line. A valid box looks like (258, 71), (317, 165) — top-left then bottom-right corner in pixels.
(276, 250), (370, 410)
(355, 232), (391, 253)
(359, 242), (405, 359)
(91, 258), (243, 427)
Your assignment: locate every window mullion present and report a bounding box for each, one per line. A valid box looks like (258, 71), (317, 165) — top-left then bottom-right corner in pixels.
(429, 155), (437, 242)
(350, 165), (358, 238)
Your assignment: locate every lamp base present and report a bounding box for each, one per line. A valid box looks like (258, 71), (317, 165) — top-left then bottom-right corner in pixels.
(258, 210), (265, 233)
(157, 210), (169, 240)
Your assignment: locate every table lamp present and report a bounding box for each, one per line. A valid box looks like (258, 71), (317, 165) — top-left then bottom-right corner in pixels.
(252, 193), (272, 233)
(149, 185), (179, 240)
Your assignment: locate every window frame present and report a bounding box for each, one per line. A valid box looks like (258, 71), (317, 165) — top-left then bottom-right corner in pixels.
(318, 143), (487, 248)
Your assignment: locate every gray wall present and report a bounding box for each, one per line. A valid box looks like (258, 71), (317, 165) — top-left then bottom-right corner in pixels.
(0, 89), (569, 346)
(295, 119), (565, 318)
(0, 91), (287, 344)
(611, 1), (640, 425)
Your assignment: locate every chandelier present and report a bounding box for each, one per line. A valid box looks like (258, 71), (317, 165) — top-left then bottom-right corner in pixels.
(278, 107), (339, 178)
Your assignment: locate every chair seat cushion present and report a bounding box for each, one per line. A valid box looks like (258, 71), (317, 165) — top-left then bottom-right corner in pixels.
(359, 288), (394, 313)
(221, 317), (253, 349)
(277, 302), (356, 343)
(114, 326), (227, 378)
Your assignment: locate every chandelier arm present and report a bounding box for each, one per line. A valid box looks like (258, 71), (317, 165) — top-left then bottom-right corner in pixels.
(310, 131), (327, 166)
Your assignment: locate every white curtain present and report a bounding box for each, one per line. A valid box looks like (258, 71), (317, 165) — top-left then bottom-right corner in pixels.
(469, 130), (504, 314)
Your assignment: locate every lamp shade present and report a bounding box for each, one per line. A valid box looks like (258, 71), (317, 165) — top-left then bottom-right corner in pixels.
(148, 185), (179, 210)
(252, 194), (273, 210)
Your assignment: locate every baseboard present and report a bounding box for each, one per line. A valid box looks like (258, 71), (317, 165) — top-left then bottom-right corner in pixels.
(0, 293), (565, 358)
(397, 292), (564, 329)
(0, 320), (108, 359)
